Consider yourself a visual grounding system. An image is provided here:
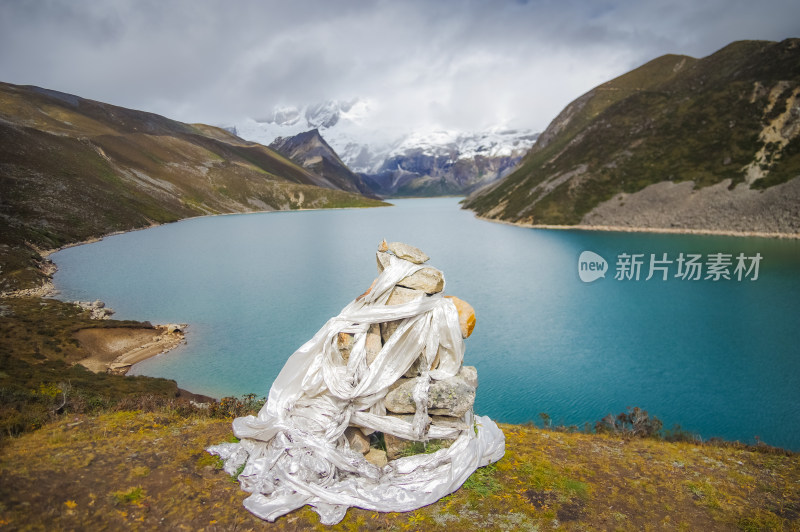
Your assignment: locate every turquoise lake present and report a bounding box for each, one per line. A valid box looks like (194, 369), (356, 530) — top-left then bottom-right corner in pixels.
(50, 198), (800, 449)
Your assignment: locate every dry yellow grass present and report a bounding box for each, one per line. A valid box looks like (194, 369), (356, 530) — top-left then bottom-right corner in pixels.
(1, 413), (797, 531)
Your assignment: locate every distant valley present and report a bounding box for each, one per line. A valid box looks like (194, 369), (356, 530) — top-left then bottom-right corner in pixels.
(233, 101), (538, 197)
(0, 82), (386, 292)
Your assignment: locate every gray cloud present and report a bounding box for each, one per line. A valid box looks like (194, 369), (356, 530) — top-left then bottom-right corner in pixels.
(1, 0), (798, 132)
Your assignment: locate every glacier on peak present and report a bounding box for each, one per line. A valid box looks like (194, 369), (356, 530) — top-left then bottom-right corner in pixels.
(231, 99), (538, 194)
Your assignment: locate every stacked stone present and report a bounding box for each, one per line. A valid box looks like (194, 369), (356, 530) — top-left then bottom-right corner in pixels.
(340, 241), (478, 465)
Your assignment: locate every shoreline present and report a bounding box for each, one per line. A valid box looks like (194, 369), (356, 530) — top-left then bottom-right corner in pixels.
(39, 202), (394, 259)
(19, 203), (394, 382)
(75, 324), (188, 376)
(474, 214), (800, 239)
(14, 201), (797, 389)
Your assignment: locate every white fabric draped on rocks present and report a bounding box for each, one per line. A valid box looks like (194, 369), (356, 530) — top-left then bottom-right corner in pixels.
(207, 253), (505, 525)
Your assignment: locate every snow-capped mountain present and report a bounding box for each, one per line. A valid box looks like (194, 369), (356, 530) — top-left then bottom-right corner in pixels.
(236, 99), (392, 174)
(233, 99), (538, 196)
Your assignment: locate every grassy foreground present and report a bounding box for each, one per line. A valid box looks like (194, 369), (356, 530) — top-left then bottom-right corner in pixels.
(1, 282), (798, 530)
(0, 410), (797, 531)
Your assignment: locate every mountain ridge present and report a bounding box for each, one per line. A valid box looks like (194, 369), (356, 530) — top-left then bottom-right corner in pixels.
(0, 82), (387, 292)
(269, 129), (380, 199)
(462, 39), (800, 234)
(234, 101), (538, 196)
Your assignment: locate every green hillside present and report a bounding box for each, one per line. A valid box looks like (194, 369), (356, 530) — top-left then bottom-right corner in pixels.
(463, 39), (800, 229)
(0, 82), (387, 292)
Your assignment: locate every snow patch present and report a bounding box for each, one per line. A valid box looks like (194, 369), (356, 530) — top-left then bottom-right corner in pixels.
(230, 99), (538, 174)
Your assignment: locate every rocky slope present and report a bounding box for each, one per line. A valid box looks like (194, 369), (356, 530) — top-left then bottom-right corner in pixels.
(234, 101), (538, 196)
(269, 129), (379, 198)
(463, 39), (800, 234)
(0, 82), (387, 291)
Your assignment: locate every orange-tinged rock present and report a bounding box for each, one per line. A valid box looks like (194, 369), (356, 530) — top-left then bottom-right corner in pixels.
(444, 295), (476, 338)
(378, 239), (388, 252)
(356, 278), (377, 301)
(337, 332), (355, 361)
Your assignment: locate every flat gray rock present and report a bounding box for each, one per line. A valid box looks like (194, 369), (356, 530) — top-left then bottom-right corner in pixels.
(386, 286), (425, 306)
(398, 267), (444, 294)
(385, 374), (476, 417)
(388, 242), (429, 264)
(344, 426), (371, 454)
(380, 320), (401, 344)
(458, 366), (478, 388)
(365, 323), (383, 366)
(376, 251), (392, 273)
(382, 413), (462, 460)
(364, 448), (388, 467)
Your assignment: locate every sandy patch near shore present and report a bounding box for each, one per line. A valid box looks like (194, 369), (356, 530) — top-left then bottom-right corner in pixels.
(75, 325), (186, 375)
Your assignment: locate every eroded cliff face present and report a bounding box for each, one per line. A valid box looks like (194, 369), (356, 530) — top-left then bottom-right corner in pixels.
(741, 81), (800, 185)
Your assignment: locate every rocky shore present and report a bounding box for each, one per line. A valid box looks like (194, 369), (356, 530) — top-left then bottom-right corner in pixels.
(579, 176), (800, 237)
(0, 236), (190, 376)
(476, 175), (800, 239)
(480, 219), (800, 239)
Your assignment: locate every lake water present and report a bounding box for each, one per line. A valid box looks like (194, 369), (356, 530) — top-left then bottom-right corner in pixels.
(51, 198), (800, 449)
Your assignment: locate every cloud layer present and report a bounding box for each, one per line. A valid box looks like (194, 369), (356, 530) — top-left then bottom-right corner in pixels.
(1, 0), (798, 132)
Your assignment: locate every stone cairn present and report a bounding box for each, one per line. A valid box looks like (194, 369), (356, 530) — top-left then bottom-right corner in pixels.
(341, 240), (478, 466)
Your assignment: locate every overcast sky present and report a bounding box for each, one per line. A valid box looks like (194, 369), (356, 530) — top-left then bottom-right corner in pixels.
(1, 0), (798, 134)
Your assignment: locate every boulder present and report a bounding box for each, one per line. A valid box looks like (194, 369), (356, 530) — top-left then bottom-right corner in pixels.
(356, 278), (377, 301)
(364, 448), (388, 467)
(385, 374), (476, 417)
(385, 412), (470, 432)
(365, 323), (383, 365)
(386, 286), (425, 306)
(382, 414), (460, 460)
(458, 366), (478, 388)
(444, 296), (476, 338)
(380, 286), (426, 344)
(107, 362), (132, 375)
(376, 251), (392, 273)
(383, 433), (406, 461)
(430, 414), (471, 432)
(398, 267), (444, 294)
(93, 307), (114, 320)
(345, 427), (371, 454)
(337, 332), (355, 362)
(380, 320), (401, 344)
(387, 242), (429, 264)
(403, 356), (424, 378)
(401, 347), (446, 376)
